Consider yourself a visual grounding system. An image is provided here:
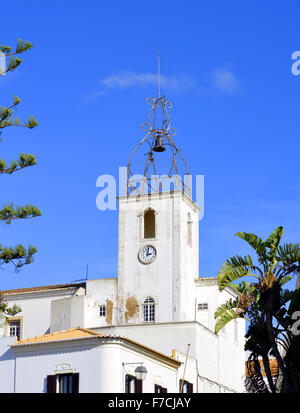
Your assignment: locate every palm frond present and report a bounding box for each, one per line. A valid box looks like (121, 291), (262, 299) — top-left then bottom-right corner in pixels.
(266, 226), (284, 264)
(215, 307), (240, 334)
(277, 243), (300, 267)
(218, 255), (259, 291)
(280, 275), (293, 286)
(214, 298), (239, 319)
(236, 232), (267, 261)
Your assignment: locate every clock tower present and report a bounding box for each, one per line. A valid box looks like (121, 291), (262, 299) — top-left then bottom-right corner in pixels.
(117, 96), (200, 325)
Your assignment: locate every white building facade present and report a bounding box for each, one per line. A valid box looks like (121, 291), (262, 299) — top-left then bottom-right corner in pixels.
(0, 95), (246, 393)
(0, 190), (245, 393)
(0, 328), (181, 393)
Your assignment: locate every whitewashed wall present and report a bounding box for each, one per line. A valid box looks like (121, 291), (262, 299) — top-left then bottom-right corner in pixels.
(0, 289), (82, 339)
(92, 319), (243, 392)
(0, 337), (15, 393)
(118, 192), (200, 326)
(1, 338), (179, 393)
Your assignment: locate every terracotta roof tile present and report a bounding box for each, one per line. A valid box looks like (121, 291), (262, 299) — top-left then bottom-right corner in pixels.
(12, 327), (182, 368)
(245, 358), (279, 377)
(16, 327), (104, 344)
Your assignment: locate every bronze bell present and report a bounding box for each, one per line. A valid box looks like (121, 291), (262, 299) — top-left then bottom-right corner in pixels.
(153, 134), (166, 152)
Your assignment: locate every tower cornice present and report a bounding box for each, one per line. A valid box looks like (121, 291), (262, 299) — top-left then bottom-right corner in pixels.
(117, 190), (200, 212)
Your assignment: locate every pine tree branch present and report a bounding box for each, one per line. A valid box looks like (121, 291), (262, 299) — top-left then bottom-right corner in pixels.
(0, 300), (21, 316)
(0, 153), (37, 175)
(0, 244), (38, 269)
(0, 39), (33, 57)
(0, 39), (34, 76)
(0, 204), (41, 224)
(0, 38), (40, 277)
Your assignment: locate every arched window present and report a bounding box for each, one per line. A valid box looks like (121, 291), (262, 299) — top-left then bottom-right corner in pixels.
(144, 209), (155, 239)
(143, 297), (155, 322)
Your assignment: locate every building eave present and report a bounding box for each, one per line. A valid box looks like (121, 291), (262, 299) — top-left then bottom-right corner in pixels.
(0, 282), (86, 298)
(10, 327), (182, 369)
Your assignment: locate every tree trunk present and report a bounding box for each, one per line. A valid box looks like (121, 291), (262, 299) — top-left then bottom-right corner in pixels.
(261, 353), (277, 393)
(266, 310), (296, 393)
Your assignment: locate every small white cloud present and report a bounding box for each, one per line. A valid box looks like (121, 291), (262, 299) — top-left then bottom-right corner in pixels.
(101, 71), (194, 90)
(86, 71), (195, 101)
(212, 68), (239, 94)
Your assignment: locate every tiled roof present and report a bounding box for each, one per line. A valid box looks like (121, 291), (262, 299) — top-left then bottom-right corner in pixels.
(245, 358), (279, 377)
(16, 327), (103, 344)
(12, 327), (181, 367)
(0, 282), (86, 296)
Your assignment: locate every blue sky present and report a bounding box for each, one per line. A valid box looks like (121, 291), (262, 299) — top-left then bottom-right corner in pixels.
(1, 0), (300, 290)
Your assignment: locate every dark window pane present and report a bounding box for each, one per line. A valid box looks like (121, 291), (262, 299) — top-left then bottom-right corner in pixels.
(144, 210), (155, 238)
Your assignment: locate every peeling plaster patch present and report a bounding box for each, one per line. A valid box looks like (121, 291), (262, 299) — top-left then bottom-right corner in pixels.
(106, 299), (113, 325)
(125, 296), (138, 323)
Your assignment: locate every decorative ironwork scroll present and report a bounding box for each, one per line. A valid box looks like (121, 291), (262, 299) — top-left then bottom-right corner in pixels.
(126, 95), (191, 197)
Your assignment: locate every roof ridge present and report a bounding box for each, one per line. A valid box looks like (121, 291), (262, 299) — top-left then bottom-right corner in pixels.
(1, 282), (86, 295)
(16, 327), (80, 343)
(77, 327), (105, 337)
(14, 328), (182, 367)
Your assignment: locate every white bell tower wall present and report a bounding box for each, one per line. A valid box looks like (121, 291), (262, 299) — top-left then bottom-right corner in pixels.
(117, 190), (200, 325)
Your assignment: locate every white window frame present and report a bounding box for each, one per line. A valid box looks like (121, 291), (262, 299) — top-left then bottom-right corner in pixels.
(197, 303), (208, 311)
(143, 297), (155, 322)
(99, 305), (106, 317)
(6, 317), (23, 341)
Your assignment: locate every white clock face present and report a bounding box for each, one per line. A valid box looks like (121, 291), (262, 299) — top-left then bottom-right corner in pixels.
(139, 245), (157, 264)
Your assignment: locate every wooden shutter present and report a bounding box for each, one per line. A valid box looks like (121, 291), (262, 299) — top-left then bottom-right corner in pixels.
(136, 379), (143, 393)
(47, 375), (56, 393)
(72, 373), (79, 393)
(179, 380), (192, 393)
(155, 384), (167, 393)
(125, 375), (130, 393)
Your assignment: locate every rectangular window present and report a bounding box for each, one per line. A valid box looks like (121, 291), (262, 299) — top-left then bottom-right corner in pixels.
(179, 380), (193, 393)
(9, 320), (21, 340)
(58, 374), (73, 393)
(99, 305), (106, 317)
(197, 303), (208, 311)
(143, 301), (155, 322)
(154, 384), (167, 393)
(47, 373), (79, 393)
(125, 375), (143, 393)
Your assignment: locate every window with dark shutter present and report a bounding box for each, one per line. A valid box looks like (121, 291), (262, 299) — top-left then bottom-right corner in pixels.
(155, 384), (167, 393)
(136, 379), (143, 393)
(125, 375), (142, 393)
(72, 373), (79, 393)
(46, 375), (57, 393)
(58, 373), (73, 393)
(179, 379), (193, 393)
(125, 375), (136, 393)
